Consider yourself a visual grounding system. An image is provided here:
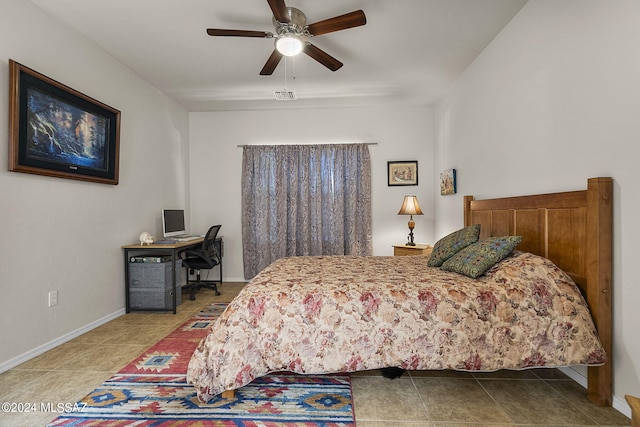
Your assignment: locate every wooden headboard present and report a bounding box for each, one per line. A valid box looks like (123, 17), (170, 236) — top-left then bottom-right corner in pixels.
(464, 177), (612, 407)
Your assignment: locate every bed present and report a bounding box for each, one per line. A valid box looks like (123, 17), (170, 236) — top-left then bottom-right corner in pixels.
(187, 177), (613, 407)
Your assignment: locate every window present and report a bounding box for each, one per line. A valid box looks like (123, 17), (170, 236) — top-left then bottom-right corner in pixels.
(241, 144), (372, 279)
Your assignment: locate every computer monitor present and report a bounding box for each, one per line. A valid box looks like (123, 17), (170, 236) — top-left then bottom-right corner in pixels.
(162, 209), (186, 238)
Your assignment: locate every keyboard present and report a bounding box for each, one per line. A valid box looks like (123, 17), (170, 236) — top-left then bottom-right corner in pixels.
(173, 235), (201, 242)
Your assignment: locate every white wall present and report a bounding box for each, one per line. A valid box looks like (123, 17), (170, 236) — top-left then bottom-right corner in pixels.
(434, 0), (640, 413)
(0, 0), (190, 370)
(189, 105), (434, 281)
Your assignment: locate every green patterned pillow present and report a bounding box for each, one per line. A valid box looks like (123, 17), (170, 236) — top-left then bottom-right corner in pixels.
(427, 224), (481, 267)
(441, 236), (523, 278)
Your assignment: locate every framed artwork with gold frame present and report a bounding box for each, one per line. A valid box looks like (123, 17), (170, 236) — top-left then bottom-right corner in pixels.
(387, 161), (418, 186)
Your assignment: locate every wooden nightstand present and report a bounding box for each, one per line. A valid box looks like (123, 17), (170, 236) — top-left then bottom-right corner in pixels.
(393, 244), (432, 256)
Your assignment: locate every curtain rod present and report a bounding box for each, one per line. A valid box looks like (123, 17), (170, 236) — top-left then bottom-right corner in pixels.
(237, 142), (378, 148)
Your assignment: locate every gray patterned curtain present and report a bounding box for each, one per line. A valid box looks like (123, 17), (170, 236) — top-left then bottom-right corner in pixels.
(241, 143), (372, 279)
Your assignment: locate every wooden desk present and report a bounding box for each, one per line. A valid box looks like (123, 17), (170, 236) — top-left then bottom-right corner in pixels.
(393, 243), (432, 257)
(122, 238), (212, 314)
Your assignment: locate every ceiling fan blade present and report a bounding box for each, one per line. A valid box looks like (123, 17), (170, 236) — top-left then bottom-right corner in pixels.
(207, 29), (272, 38)
(260, 49), (283, 75)
(303, 44), (343, 72)
(307, 10), (366, 36)
(267, 0), (289, 23)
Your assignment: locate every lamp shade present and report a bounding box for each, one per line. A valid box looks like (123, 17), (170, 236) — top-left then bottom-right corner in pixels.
(397, 195), (424, 216)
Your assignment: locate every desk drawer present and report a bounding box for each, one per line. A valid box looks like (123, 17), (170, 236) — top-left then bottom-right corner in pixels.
(130, 287), (182, 310)
(129, 259), (185, 289)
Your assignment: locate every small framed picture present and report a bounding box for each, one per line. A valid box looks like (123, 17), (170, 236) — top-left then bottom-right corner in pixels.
(388, 161), (418, 186)
(440, 169), (457, 195)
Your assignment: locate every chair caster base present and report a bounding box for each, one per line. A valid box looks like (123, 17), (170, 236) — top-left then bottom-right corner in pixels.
(185, 280), (222, 300)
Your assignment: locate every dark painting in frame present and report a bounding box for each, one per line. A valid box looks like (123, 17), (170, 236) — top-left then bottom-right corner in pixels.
(387, 160), (418, 186)
(9, 60), (121, 185)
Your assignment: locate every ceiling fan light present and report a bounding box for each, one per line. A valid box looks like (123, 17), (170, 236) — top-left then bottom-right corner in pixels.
(276, 35), (303, 56)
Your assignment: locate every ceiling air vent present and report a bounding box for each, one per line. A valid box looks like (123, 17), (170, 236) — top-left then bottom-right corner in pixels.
(273, 90), (296, 101)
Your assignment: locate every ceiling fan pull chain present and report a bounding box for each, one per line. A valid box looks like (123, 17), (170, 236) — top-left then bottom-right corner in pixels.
(284, 56), (287, 89)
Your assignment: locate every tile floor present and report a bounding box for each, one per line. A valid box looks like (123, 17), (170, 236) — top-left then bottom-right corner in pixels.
(0, 282), (631, 427)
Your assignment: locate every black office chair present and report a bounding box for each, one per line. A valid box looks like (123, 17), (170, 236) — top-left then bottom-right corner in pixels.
(180, 225), (222, 301)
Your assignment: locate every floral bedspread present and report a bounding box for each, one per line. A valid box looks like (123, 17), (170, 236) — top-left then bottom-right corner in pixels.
(187, 251), (606, 402)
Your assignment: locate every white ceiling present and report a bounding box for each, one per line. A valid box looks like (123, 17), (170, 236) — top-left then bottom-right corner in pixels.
(29, 0), (527, 112)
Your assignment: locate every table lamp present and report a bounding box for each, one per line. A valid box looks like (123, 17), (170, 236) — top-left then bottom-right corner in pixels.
(397, 195), (424, 246)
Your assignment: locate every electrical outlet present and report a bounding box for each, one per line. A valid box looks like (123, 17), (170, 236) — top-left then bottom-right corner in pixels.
(48, 290), (58, 307)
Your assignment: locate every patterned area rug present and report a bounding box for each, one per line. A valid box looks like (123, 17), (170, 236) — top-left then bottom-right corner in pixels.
(47, 303), (354, 426)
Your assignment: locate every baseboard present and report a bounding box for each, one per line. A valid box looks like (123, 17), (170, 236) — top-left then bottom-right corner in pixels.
(0, 308), (126, 374)
(558, 366), (587, 387)
(223, 277), (248, 283)
(558, 367), (631, 419)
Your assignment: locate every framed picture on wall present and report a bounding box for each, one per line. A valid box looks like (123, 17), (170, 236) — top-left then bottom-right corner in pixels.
(8, 60), (121, 185)
(440, 168), (457, 195)
(388, 161), (418, 186)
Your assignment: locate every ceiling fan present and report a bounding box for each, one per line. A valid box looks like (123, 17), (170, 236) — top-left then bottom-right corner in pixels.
(206, 0), (366, 75)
